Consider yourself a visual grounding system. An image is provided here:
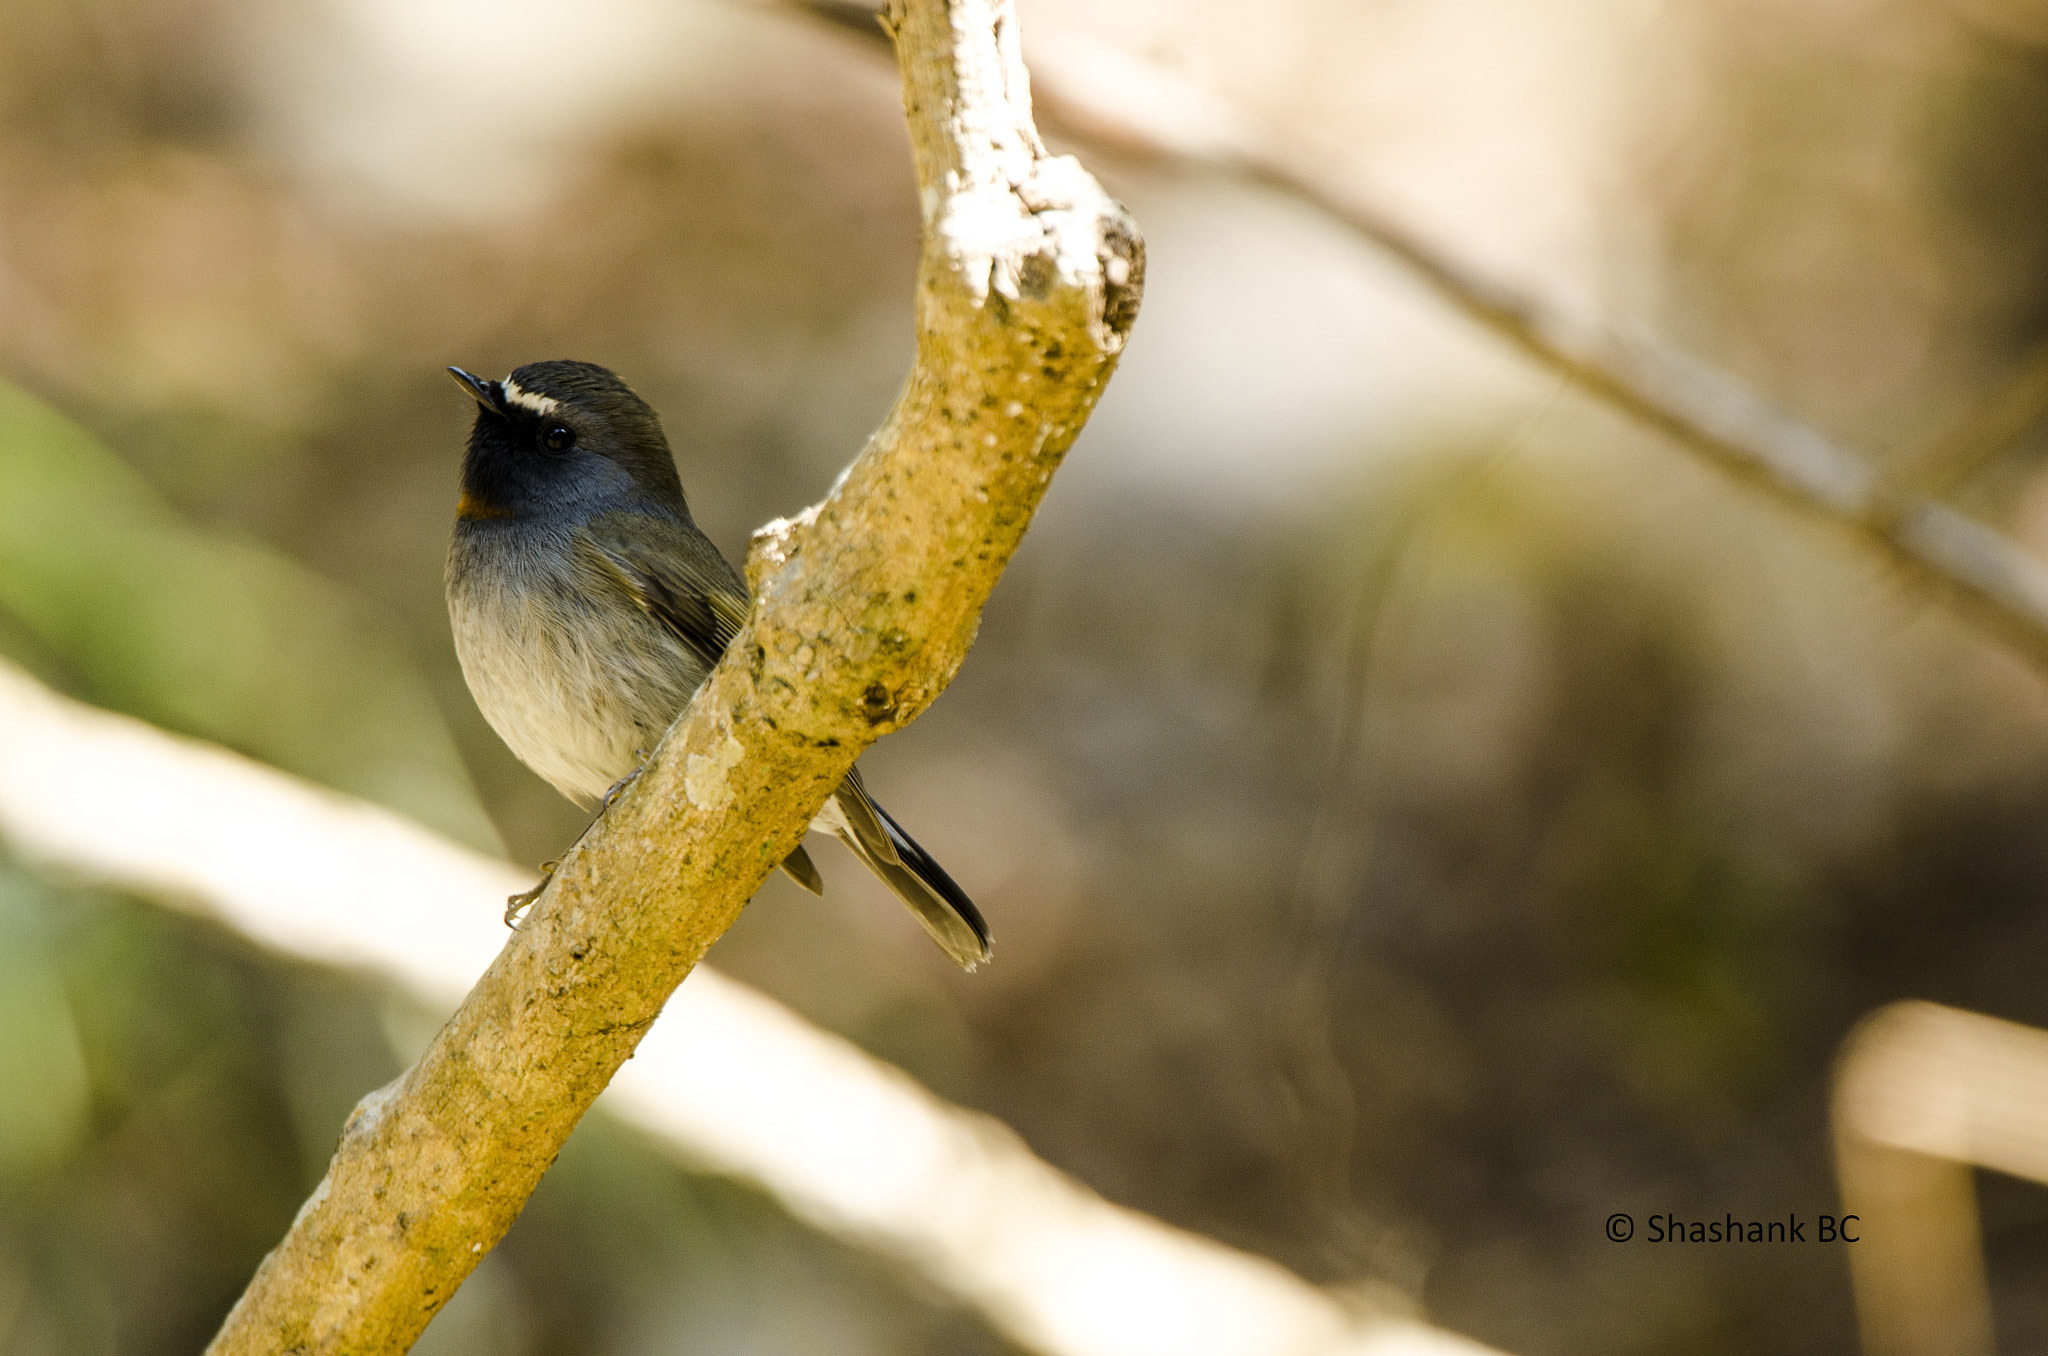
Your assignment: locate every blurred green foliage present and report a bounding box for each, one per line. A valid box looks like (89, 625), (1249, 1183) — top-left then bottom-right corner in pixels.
(0, 871), (90, 1179)
(0, 381), (498, 852)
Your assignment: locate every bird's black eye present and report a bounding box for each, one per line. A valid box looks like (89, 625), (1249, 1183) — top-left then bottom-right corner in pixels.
(541, 424), (576, 454)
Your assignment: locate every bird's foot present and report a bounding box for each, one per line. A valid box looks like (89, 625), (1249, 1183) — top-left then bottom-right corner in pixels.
(504, 858), (561, 928)
(602, 763), (645, 810)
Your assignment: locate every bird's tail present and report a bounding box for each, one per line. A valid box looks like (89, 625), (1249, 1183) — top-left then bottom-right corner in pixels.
(821, 771), (992, 970)
(779, 844), (824, 895)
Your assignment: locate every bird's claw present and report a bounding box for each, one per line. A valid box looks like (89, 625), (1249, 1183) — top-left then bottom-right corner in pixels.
(504, 858), (561, 928)
(602, 764), (644, 810)
(505, 753), (650, 929)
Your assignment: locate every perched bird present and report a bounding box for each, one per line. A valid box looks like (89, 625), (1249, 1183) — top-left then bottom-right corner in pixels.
(444, 359), (991, 969)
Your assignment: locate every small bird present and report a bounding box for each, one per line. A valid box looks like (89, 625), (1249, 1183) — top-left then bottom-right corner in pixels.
(444, 360), (991, 969)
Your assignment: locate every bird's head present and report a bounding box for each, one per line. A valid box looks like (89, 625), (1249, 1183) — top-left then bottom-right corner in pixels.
(449, 360), (687, 522)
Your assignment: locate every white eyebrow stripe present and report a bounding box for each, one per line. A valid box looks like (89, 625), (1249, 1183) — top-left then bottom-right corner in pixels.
(500, 378), (561, 416)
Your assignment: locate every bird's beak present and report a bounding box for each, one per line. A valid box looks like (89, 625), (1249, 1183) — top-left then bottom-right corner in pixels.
(447, 366), (506, 417)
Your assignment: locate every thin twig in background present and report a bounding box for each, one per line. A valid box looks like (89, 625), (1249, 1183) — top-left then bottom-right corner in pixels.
(781, 0), (2048, 675)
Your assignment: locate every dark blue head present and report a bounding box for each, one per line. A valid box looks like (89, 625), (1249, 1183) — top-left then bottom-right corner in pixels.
(450, 360), (687, 522)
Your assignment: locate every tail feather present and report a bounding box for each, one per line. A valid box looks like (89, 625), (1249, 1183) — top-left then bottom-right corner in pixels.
(779, 844), (824, 896)
(825, 772), (992, 970)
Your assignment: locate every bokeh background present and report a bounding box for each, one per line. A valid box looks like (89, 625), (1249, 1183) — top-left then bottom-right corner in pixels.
(8, 0), (2048, 1352)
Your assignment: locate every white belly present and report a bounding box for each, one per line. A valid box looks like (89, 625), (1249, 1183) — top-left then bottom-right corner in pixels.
(449, 530), (707, 804)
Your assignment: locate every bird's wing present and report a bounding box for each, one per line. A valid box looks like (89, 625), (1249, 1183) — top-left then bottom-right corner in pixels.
(575, 512), (826, 895)
(574, 511), (752, 671)
(575, 516), (984, 961)
(576, 519), (901, 868)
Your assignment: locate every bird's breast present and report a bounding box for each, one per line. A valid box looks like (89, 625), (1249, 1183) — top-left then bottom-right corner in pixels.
(447, 523), (710, 803)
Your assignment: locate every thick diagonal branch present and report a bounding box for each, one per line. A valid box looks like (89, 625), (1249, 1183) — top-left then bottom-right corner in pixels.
(205, 2), (1140, 1350)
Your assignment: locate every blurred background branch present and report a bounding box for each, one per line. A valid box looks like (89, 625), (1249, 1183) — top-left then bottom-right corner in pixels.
(781, 0), (2048, 676)
(0, 656), (1508, 1356)
(1832, 1002), (2048, 1356)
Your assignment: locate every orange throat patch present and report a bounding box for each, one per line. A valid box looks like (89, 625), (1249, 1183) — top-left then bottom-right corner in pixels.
(457, 490), (514, 521)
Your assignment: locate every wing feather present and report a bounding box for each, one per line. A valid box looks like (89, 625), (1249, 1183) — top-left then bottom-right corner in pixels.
(575, 512), (750, 670)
